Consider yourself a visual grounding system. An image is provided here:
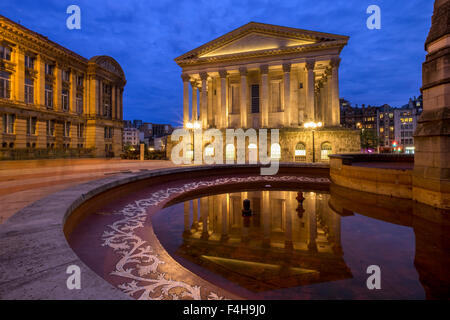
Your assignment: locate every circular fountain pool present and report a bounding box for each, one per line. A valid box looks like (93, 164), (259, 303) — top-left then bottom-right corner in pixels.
(67, 167), (450, 300)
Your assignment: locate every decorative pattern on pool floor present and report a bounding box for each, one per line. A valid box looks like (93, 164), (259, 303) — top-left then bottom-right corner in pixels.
(101, 175), (329, 300)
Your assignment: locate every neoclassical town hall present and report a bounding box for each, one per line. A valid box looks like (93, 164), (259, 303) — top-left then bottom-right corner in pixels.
(175, 22), (359, 162)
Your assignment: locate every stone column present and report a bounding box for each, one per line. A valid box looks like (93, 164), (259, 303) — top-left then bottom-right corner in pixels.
(326, 69), (333, 126)
(239, 67), (248, 128)
(69, 72), (77, 113)
(305, 59), (316, 121)
(36, 55), (46, 106)
(283, 62), (291, 126)
(14, 47), (25, 102)
(330, 57), (341, 126)
(111, 85), (117, 119)
(413, 0), (450, 209)
(54, 64), (62, 111)
(181, 73), (190, 126)
(317, 82), (324, 122)
(260, 65), (269, 127)
(219, 69), (228, 128)
(207, 78), (214, 126)
(200, 72), (208, 128)
(191, 80), (198, 121)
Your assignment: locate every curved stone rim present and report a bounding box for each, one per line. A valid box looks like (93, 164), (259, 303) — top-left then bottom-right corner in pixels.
(0, 163), (329, 300)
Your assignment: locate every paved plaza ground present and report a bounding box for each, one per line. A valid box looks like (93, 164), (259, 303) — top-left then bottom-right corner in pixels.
(0, 159), (177, 224)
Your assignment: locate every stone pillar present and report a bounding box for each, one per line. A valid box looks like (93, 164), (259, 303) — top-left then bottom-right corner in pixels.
(219, 69), (228, 128)
(14, 47), (25, 102)
(191, 80), (198, 121)
(200, 72), (208, 128)
(54, 64), (62, 111)
(305, 59), (316, 121)
(111, 85), (116, 119)
(207, 78), (214, 126)
(317, 82), (324, 122)
(330, 57), (341, 126)
(36, 55), (46, 106)
(413, 0), (450, 209)
(70, 72), (77, 113)
(283, 62), (291, 126)
(181, 73), (190, 126)
(239, 67), (248, 128)
(326, 69), (333, 126)
(260, 64), (269, 127)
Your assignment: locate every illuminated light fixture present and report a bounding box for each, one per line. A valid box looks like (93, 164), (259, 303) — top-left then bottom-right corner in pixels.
(185, 121), (201, 129)
(248, 143), (257, 149)
(205, 145), (214, 156)
(303, 121), (323, 129)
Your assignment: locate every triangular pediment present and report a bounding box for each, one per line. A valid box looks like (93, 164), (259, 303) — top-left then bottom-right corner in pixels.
(175, 22), (349, 65)
(200, 32), (315, 58)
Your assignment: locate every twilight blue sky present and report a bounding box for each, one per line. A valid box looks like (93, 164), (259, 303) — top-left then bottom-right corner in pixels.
(1, 0), (433, 126)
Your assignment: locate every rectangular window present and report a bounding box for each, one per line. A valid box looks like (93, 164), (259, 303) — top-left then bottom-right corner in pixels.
(0, 71), (11, 99)
(76, 75), (84, 87)
(45, 64), (53, 76)
(62, 89), (69, 111)
(76, 93), (83, 113)
(64, 121), (71, 137)
(77, 123), (84, 138)
(45, 84), (53, 108)
(25, 55), (34, 69)
(46, 120), (55, 136)
(26, 117), (37, 135)
(25, 77), (34, 104)
(0, 45), (11, 61)
(62, 70), (70, 82)
(270, 81), (281, 112)
(251, 84), (260, 113)
(102, 83), (112, 118)
(3, 114), (15, 134)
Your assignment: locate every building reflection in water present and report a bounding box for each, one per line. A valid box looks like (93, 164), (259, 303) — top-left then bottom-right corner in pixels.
(177, 191), (352, 292)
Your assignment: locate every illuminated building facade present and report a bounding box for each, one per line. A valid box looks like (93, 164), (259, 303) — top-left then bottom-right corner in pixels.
(174, 22), (360, 162)
(0, 15), (126, 158)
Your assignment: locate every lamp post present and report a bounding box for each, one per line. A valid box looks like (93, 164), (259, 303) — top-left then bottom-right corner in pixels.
(185, 121), (201, 162)
(303, 121), (323, 163)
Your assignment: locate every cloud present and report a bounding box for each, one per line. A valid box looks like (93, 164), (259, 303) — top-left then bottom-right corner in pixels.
(1, 0), (434, 123)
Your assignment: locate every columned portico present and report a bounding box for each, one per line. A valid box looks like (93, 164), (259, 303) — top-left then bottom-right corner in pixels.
(173, 22), (359, 162)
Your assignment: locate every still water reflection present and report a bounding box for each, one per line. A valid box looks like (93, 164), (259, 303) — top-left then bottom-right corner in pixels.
(152, 189), (450, 299)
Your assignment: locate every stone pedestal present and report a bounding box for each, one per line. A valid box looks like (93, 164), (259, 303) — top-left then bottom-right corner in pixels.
(413, 0), (450, 209)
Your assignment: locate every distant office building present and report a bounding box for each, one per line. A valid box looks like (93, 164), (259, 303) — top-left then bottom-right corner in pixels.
(133, 119), (143, 130)
(123, 120), (133, 128)
(340, 96), (422, 153)
(123, 127), (140, 146)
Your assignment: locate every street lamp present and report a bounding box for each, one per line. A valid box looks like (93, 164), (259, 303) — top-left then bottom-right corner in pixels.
(185, 121), (201, 162)
(303, 121), (323, 163)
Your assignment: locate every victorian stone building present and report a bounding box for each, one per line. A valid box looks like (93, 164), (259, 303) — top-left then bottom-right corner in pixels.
(0, 15), (126, 158)
(174, 22), (360, 162)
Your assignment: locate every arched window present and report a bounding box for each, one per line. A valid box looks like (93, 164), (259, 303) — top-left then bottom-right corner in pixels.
(321, 142), (332, 160)
(270, 143), (281, 160)
(205, 144), (214, 157)
(226, 144), (235, 161)
(295, 142), (306, 162)
(185, 143), (193, 161)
